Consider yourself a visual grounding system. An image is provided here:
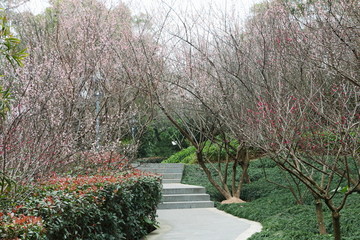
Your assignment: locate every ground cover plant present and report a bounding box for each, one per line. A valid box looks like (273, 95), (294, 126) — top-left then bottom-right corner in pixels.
(181, 159), (360, 240)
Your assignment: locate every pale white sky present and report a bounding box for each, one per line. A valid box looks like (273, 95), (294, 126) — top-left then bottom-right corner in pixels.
(16, 0), (263, 19)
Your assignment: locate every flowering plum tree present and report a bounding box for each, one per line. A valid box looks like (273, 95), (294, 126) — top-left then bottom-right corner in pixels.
(132, 3), (265, 203)
(1, 0), (156, 182)
(237, 1), (359, 239)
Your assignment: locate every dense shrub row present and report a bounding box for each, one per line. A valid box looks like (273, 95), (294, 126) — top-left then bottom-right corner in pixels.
(0, 170), (162, 240)
(163, 145), (197, 164)
(163, 141), (238, 164)
(181, 159), (360, 239)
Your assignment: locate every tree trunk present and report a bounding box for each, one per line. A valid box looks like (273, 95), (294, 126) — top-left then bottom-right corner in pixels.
(332, 211), (341, 240)
(196, 150), (232, 200)
(314, 197), (327, 235)
(240, 160), (251, 184)
(238, 146), (251, 184)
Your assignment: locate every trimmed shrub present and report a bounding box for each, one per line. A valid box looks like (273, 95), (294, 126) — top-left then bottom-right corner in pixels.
(0, 171), (162, 240)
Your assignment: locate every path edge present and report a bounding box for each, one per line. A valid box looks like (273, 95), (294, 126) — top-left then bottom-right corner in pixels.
(207, 208), (263, 240)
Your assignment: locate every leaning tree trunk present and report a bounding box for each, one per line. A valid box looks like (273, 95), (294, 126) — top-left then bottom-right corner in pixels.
(196, 150), (233, 200)
(233, 146), (250, 198)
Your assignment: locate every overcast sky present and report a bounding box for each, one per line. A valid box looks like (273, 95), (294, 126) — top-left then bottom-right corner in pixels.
(17, 0), (263, 19)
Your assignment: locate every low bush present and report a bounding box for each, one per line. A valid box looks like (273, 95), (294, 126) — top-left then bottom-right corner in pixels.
(0, 170), (162, 240)
(162, 146), (197, 164)
(162, 141), (238, 164)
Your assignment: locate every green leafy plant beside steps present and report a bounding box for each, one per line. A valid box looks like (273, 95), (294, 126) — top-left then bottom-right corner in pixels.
(0, 173), (162, 240)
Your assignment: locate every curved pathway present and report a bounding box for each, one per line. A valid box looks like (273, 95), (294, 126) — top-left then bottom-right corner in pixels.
(136, 163), (262, 239)
(143, 208), (262, 240)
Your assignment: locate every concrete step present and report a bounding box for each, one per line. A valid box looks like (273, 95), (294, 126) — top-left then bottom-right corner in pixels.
(162, 179), (182, 184)
(133, 164), (214, 209)
(160, 173), (183, 179)
(162, 193), (210, 202)
(162, 184), (206, 195)
(158, 201), (214, 209)
(138, 168), (184, 174)
(138, 172), (182, 181)
(134, 163), (184, 169)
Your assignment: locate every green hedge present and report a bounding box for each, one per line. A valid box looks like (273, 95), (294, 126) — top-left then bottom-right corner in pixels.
(0, 173), (162, 240)
(163, 146), (197, 164)
(163, 141), (238, 164)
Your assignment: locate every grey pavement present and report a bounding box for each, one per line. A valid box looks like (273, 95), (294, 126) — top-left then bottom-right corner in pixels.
(143, 208), (262, 240)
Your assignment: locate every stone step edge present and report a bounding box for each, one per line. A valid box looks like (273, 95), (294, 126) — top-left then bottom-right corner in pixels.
(162, 188), (206, 192)
(132, 163), (184, 168)
(158, 201), (214, 208)
(162, 180), (182, 183)
(161, 194), (210, 202)
(162, 193), (210, 197)
(159, 200), (213, 203)
(136, 169), (184, 173)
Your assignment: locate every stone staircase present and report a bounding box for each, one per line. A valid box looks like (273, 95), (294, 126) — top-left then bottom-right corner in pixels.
(135, 163), (184, 184)
(134, 163), (214, 209)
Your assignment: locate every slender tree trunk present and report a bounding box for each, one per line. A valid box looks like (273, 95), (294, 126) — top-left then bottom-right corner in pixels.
(332, 211), (341, 240)
(234, 146), (249, 200)
(232, 153), (238, 195)
(238, 147), (251, 184)
(240, 160), (251, 184)
(235, 160), (249, 198)
(314, 196), (327, 235)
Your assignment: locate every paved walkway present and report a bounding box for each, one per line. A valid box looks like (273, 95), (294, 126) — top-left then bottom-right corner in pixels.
(143, 208), (262, 240)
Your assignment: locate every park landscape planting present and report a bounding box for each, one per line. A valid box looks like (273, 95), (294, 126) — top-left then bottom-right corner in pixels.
(1, 0), (359, 239)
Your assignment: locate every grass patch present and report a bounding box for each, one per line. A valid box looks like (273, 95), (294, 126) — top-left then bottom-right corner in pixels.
(181, 158), (360, 239)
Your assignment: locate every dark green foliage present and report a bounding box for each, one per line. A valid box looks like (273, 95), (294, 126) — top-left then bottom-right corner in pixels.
(2, 175), (162, 240)
(162, 146), (197, 164)
(182, 158), (360, 239)
(162, 140), (238, 164)
(138, 124), (187, 158)
(42, 177), (161, 240)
